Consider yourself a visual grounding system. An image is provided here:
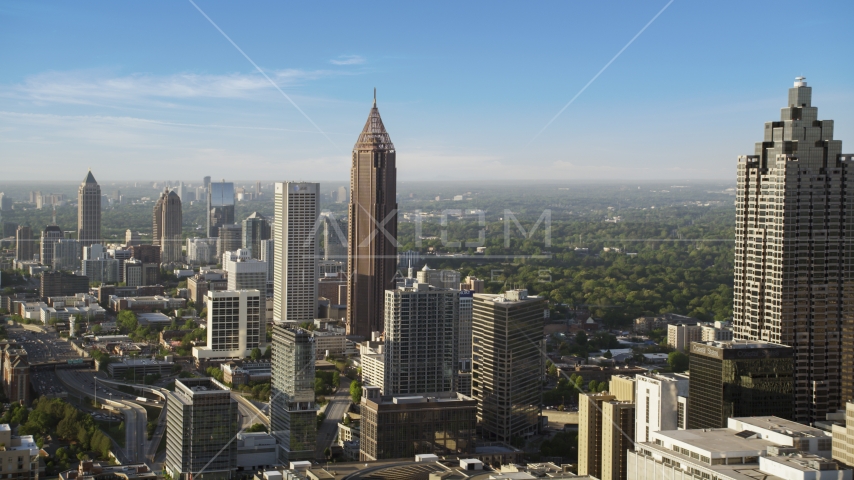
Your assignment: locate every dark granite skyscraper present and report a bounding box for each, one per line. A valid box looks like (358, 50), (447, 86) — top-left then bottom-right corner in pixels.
(77, 170), (101, 248)
(733, 77), (854, 422)
(346, 93), (398, 338)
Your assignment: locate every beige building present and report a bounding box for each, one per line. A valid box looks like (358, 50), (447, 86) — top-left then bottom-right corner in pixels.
(578, 392), (616, 478)
(602, 400), (635, 480)
(833, 401), (854, 467)
(0, 424), (40, 480)
(667, 323), (703, 351)
(610, 375), (636, 403)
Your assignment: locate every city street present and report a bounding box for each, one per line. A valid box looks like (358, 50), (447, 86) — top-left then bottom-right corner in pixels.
(315, 376), (352, 459)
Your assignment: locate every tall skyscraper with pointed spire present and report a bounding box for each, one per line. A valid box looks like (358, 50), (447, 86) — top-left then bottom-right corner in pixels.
(77, 170), (101, 248)
(733, 77), (854, 422)
(153, 189), (183, 263)
(346, 92), (398, 338)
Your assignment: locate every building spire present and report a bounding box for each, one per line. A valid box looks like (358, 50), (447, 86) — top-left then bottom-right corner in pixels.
(373, 87), (376, 107)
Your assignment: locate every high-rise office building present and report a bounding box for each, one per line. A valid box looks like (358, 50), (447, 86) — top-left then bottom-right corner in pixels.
(456, 290), (474, 395)
(270, 326), (316, 463)
(733, 78), (853, 422)
(320, 213), (347, 261)
(273, 182), (319, 324)
(176, 181), (185, 201)
(203, 176), (211, 190)
(153, 189), (183, 263)
(255, 181), (261, 196)
(242, 212), (271, 260)
(471, 289), (544, 442)
(82, 244), (119, 284)
(601, 400), (635, 480)
(40, 225), (63, 267)
(186, 237), (217, 265)
(635, 372), (689, 443)
(383, 282), (458, 396)
(260, 239), (275, 291)
(77, 170), (101, 249)
(216, 224), (242, 261)
(164, 378), (237, 480)
(40, 271), (89, 298)
(0, 193), (12, 212)
(223, 249), (268, 292)
(347, 95), (398, 338)
(193, 290), (262, 363)
(53, 238), (81, 271)
(125, 229), (140, 247)
(129, 244), (161, 264)
(15, 226), (33, 262)
(687, 340), (794, 429)
(207, 181), (234, 238)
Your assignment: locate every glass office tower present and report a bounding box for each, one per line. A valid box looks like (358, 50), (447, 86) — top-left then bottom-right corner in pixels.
(207, 181), (235, 238)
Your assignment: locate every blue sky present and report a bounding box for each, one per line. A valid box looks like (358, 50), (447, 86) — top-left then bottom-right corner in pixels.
(2, 1), (853, 181)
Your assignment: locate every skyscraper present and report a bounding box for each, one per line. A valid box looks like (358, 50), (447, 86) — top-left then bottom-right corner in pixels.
(77, 170), (101, 248)
(383, 282), (458, 396)
(271, 326), (316, 463)
(733, 77), (854, 421)
(164, 378), (237, 480)
(15, 226), (33, 262)
(216, 224), (242, 261)
(471, 289), (544, 443)
(242, 212), (271, 260)
(153, 189), (183, 263)
(207, 180), (234, 237)
(273, 182), (319, 324)
(347, 94), (398, 337)
(194, 290), (262, 363)
(40, 225), (63, 268)
(223, 249), (267, 292)
(52, 238), (81, 271)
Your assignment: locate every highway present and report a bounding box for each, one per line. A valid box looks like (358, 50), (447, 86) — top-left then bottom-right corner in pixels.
(6, 325), (79, 363)
(315, 377), (352, 459)
(56, 369), (150, 463)
(232, 393), (270, 429)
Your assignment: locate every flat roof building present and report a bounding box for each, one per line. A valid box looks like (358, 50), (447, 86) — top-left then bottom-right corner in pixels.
(165, 378), (238, 480)
(687, 340), (794, 429)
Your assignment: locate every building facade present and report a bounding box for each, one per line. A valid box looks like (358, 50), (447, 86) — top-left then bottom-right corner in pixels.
(270, 326), (316, 463)
(347, 96), (398, 338)
(77, 170), (101, 249)
(3, 348), (30, 406)
(471, 290), (544, 443)
(207, 181), (235, 238)
(383, 283), (458, 396)
(687, 340), (794, 429)
(359, 391), (476, 461)
(164, 378), (237, 480)
(52, 238), (80, 271)
(216, 224), (242, 261)
(578, 392), (617, 478)
(635, 372), (689, 443)
(194, 290), (262, 362)
(40, 225), (63, 268)
(15, 226), (33, 262)
(153, 190), (183, 263)
(241, 212), (271, 260)
(40, 271), (89, 299)
(272, 182), (319, 324)
(733, 78), (854, 422)
(601, 400), (635, 480)
(223, 249), (268, 292)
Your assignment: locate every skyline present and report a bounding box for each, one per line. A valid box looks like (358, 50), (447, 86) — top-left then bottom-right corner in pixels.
(2, 1), (854, 181)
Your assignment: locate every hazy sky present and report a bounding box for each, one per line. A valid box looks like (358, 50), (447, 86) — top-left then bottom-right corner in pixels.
(2, 1), (853, 182)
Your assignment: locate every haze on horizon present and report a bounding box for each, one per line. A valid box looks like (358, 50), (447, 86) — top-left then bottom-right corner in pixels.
(2, 1), (853, 182)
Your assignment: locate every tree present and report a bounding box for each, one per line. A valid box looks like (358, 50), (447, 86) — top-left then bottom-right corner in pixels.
(547, 364), (558, 378)
(603, 349), (613, 359)
(588, 380), (598, 392)
(349, 380), (362, 404)
(668, 351), (689, 373)
(91, 324), (102, 335)
(117, 310), (138, 332)
(263, 345), (272, 358)
(250, 347), (262, 361)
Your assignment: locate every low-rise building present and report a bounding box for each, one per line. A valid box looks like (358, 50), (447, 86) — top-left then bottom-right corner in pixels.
(0, 424), (41, 480)
(628, 419), (848, 480)
(700, 321), (734, 342)
(313, 331), (346, 360)
(60, 462), (155, 480)
(107, 357), (174, 379)
(359, 388), (477, 461)
(236, 432), (278, 471)
(109, 295), (186, 312)
(667, 323), (703, 351)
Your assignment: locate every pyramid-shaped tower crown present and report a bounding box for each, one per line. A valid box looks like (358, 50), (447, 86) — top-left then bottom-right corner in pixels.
(355, 95), (394, 151)
(83, 170), (97, 185)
